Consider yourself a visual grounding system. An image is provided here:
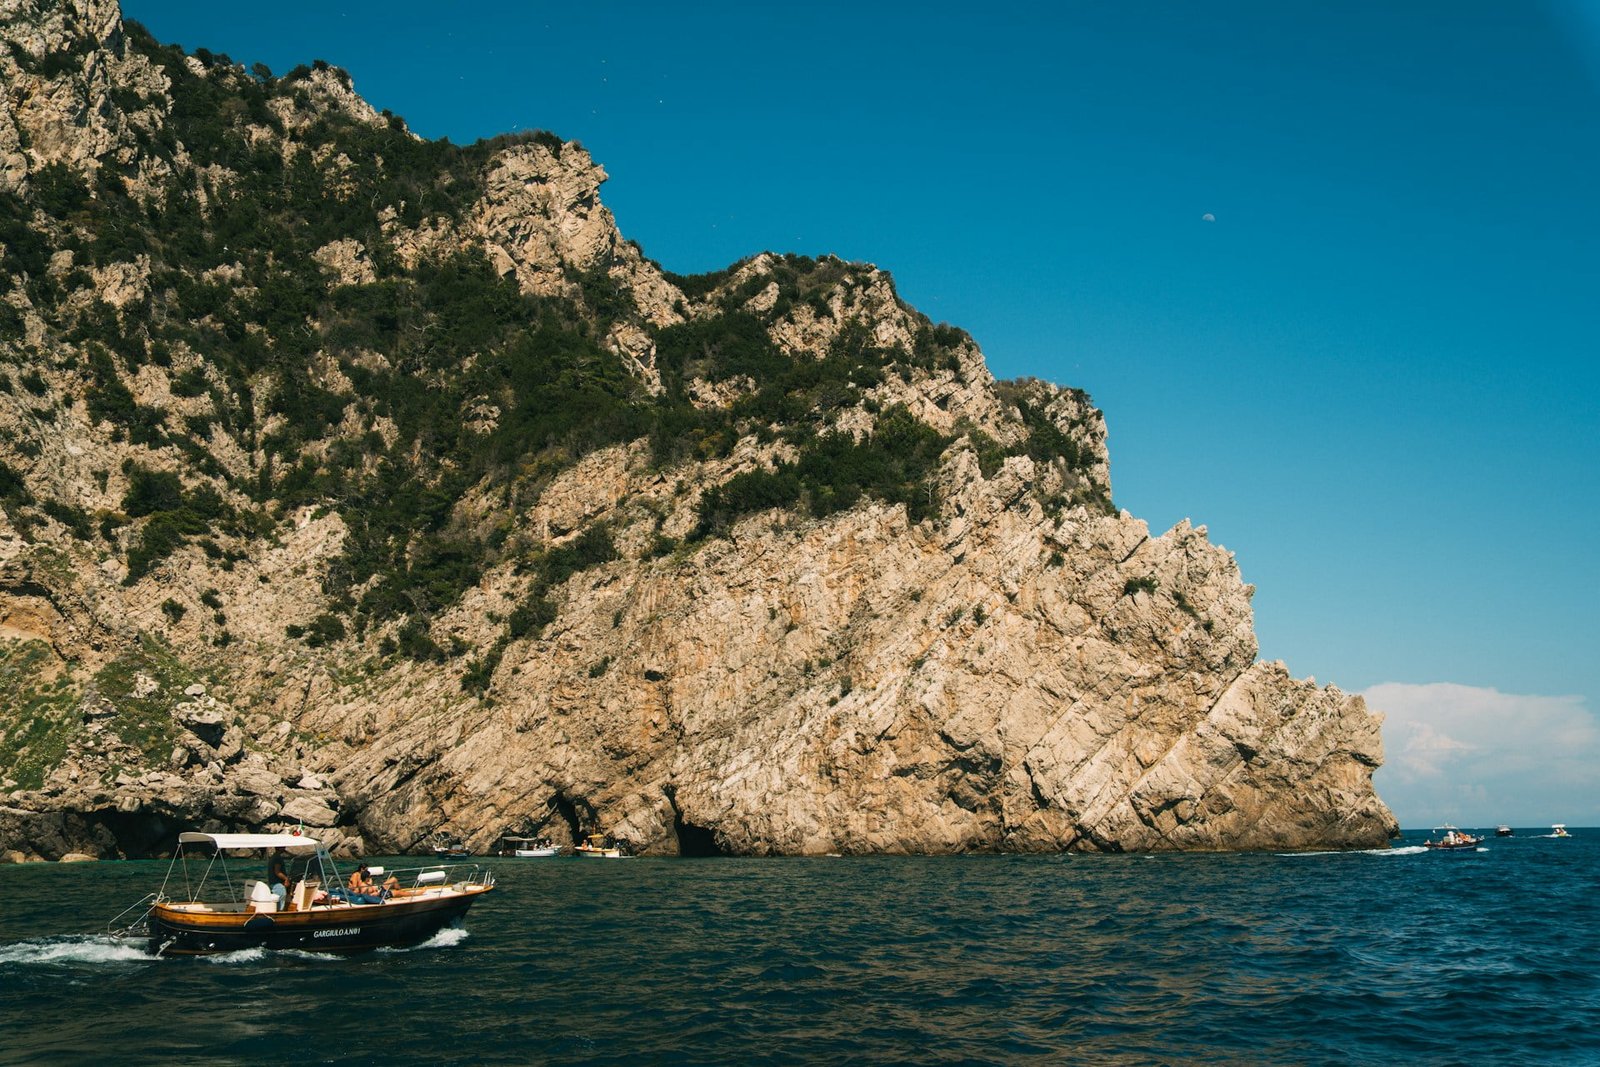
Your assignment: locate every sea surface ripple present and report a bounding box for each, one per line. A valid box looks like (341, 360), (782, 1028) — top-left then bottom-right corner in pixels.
(2, 830), (1597, 1065)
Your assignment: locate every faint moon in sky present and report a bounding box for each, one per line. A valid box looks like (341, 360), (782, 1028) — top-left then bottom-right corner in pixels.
(1202, 213), (1216, 222)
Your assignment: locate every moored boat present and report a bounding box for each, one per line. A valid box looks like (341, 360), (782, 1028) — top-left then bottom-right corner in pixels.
(574, 833), (624, 858)
(431, 834), (472, 859)
(1423, 825), (1483, 851)
(497, 835), (563, 857)
(109, 831), (495, 956)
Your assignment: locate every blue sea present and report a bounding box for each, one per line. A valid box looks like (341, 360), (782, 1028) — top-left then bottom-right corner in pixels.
(2, 830), (1597, 1065)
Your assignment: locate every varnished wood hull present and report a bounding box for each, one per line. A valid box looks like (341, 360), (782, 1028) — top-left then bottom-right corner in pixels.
(148, 887), (491, 956)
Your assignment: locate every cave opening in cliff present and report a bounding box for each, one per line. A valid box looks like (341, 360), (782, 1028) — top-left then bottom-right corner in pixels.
(662, 784), (725, 856)
(96, 809), (179, 859)
(550, 795), (583, 846)
(673, 813), (724, 857)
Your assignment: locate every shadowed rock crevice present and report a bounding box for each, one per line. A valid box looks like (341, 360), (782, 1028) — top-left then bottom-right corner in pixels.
(550, 794), (584, 847)
(671, 813), (724, 858)
(665, 787), (726, 857)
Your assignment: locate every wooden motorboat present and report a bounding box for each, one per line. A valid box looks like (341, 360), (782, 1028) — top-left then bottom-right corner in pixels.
(109, 831), (495, 956)
(574, 833), (624, 858)
(431, 835), (472, 859)
(1423, 825), (1483, 851)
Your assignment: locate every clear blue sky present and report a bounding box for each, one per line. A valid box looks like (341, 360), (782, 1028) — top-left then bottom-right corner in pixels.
(122, 2), (1600, 827)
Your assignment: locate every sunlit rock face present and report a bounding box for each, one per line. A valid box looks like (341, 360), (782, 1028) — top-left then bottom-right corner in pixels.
(0, 0), (1395, 860)
(328, 479), (1392, 857)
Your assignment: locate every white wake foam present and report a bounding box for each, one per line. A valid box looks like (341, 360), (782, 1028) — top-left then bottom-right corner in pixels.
(0, 936), (152, 966)
(201, 946), (269, 965)
(402, 926), (471, 952)
(1279, 845), (1430, 858)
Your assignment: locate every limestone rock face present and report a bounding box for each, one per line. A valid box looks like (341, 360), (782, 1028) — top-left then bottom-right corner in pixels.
(475, 144), (615, 292)
(305, 453), (1391, 856)
(468, 142), (684, 392)
(312, 239), (376, 286)
(0, 0), (170, 192)
(0, 0), (1397, 859)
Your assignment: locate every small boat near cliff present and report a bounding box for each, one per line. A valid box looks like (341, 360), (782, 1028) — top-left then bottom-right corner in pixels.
(574, 833), (625, 858)
(108, 831), (495, 956)
(498, 835), (563, 857)
(431, 835), (472, 859)
(1423, 825), (1483, 851)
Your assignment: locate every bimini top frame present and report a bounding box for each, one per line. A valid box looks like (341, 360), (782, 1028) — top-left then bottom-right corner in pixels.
(160, 832), (332, 906)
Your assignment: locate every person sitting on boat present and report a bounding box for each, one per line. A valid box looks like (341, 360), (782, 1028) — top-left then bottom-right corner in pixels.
(266, 848), (291, 907)
(347, 862), (402, 901)
(373, 867), (400, 897)
(343, 863), (386, 903)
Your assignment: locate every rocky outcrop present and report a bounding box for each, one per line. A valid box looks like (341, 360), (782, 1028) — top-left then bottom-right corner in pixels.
(0, 559), (360, 859)
(468, 141), (686, 392)
(0, 0), (171, 193)
(0, 0), (1396, 859)
(296, 447), (1389, 857)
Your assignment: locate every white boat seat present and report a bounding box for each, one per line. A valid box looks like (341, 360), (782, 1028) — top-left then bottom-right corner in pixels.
(247, 879), (278, 913)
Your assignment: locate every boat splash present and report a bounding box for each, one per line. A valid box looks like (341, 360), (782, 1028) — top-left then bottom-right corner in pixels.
(1279, 845), (1430, 858)
(0, 935), (151, 967)
(392, 926), (472, 952)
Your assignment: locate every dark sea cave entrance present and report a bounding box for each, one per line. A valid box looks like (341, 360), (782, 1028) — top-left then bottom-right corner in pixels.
(550, 794), (583, 846)
(665, 788), (726, 857)
(673, 816), (723, 857)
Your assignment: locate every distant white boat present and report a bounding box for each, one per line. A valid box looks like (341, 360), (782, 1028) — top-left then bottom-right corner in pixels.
(497, 835), (562, 857)
(1551, 824), (1571, 838)
(1423, 825), (1482, 851)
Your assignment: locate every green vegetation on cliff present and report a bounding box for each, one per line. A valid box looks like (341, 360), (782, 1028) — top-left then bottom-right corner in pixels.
(0, 641), (80, 791)
(0, 19), (1107, 678)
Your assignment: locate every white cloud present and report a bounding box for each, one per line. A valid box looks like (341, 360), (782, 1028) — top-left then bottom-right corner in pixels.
(1363, 682), (1600, 829)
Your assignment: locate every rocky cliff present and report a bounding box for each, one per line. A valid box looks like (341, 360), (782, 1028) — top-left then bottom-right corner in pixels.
(0, 0), (1396, 859)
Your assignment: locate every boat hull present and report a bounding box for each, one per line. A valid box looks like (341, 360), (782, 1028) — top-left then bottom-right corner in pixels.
(148, 888), (490, 956)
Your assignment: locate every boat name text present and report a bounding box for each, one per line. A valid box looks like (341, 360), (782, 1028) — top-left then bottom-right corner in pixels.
(313, 926), (361, 939)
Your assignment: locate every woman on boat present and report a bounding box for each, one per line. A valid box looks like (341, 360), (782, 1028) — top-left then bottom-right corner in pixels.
(345, 861), (401, 902)
(342, 862), (384, 903)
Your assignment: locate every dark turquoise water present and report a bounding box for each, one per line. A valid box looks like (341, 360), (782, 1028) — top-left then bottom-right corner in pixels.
(2, 830), (1597, 1065)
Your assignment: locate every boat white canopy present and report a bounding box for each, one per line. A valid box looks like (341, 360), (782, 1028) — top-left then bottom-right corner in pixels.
(178, 831), (321, 850)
